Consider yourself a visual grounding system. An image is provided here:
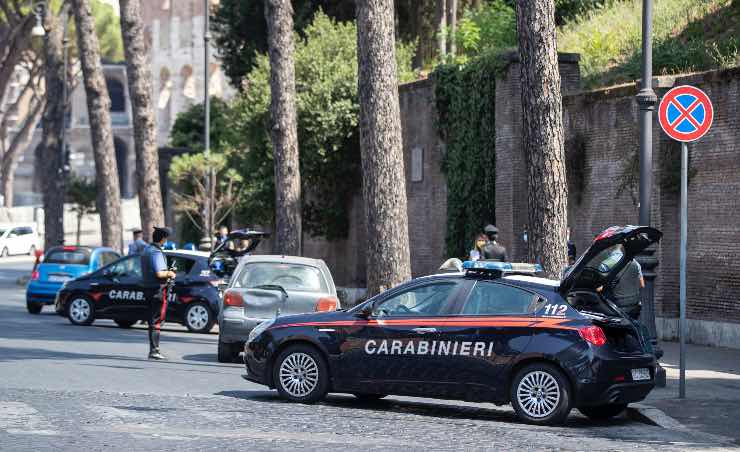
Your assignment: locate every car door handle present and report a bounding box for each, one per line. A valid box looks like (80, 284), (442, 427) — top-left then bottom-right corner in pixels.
(412, 327), (437, 334)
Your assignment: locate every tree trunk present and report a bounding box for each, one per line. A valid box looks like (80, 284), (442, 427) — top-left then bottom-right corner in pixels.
(264, 0), (302, 256)
(356, 0), (412, 296)
(119, 0), (165, 241)
(447, 0), (457, 57)
(2, 98), (45, 207)
(39, 7), (67, 249)
(516, 0), (568, 278)
(435, 0), (447, 58)
(71, 0), (123, 251)
(76, 212), (82, 245)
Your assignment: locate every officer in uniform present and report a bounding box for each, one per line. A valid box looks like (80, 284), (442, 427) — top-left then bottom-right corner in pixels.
(482, 224), (507, 262)
(127, 228), (147, 255)
(141, 227), (176, 360)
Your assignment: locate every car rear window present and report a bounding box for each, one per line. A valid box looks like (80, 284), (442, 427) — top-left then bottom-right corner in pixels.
(234, 262), (328, 293)
(45, 249), (91, 265)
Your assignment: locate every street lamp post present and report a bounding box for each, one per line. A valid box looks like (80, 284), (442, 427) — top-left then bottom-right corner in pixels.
(635, 0), (665, 386)
(202, 0), (214, 250)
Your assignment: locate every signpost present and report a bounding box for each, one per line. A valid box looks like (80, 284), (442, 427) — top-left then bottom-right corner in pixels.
(658, 85), (714, 399)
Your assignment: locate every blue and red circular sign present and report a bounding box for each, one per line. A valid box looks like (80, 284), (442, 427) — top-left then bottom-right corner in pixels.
(658, 85), (713, 142)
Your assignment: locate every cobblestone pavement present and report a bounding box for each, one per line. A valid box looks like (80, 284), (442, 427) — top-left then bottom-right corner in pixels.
(0, 259), (734, 451)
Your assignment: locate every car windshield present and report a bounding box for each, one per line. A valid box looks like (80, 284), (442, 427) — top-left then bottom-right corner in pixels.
(234, 262), (327, 293)
(45, 249), (91, 265)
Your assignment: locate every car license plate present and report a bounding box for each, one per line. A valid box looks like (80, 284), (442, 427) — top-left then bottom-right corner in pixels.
(48, 275), (71, 282)
(631, 368), (651, 381)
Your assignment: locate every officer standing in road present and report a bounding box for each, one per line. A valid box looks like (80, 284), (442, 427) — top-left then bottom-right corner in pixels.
(141, 227), (176, 360)
(482, 224), (507, 262)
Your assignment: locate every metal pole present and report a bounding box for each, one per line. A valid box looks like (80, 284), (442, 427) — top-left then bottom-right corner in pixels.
(679, 141), (688, 398)
(203, 0), (213, 249)
(60, 4), (70, 244)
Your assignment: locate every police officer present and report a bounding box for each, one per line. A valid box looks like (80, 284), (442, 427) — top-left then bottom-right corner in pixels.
(482, 224), (507, 261)
(603, 259), (645, 320)
(127, 228), (147, 255)
(141, 227), (176, 360)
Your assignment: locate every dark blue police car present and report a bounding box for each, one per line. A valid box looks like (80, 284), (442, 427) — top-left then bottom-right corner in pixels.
(55, 250), (222, 333)
(243, 226), (661, 425)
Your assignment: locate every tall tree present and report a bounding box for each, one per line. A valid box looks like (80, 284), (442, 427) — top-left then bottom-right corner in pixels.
(356, 0), (412, 295)
(37, 5), (68, 249)
(447, 0), (458, 56)
(71, 0), (122, 250)
(264, 0), (302, 256)
(435, 0), (447, 58)
(119, 0), (165, 241)
(516, 0), (568, 278)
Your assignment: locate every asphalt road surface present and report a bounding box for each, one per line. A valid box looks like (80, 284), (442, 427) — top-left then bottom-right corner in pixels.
(0, 257), (730, 451)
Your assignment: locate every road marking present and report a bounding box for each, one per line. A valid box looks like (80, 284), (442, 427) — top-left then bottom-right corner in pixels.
(0, 401), (60, 436)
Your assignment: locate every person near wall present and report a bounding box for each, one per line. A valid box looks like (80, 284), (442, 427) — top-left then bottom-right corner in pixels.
(469, 233), (488, 261)
(127, 229), (147, 255)
(141, 227), (177, 360)
(567, 227), (577, 265)
(482, 224), (507, 262)
(599, 259), (645, 320)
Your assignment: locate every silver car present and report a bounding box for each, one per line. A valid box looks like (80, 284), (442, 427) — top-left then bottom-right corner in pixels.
(217, 255), (338, 362)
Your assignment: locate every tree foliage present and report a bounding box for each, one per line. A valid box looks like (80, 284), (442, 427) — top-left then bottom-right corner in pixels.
(169, 97), (237, 153)
(226, 12), (416, 238)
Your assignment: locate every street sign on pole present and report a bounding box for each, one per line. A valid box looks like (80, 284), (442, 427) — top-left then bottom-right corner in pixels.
(658, 85), (714, 399)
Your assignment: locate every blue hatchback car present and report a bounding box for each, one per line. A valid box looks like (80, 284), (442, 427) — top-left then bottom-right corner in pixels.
(26, 245), (120, 314)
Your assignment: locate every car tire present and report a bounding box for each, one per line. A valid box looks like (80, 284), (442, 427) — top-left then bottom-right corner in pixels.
(510, 362), (572, 425)
(352, 393), (387, 402)
(26, 301), (42, 314)
(114, 319), (136, 328)
(28, 245), (36, 256)
(578, 403), (628, 420)
(184, 302), (215, 333)
(1, 247), (8, 257)
(273, 344), (329, 404)
(66, 296), (95, 326)
(217, 339), (241, 363)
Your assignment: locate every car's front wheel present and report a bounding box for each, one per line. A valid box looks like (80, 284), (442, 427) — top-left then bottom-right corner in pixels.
(67, 296), (95, 326)
(510, 363), (572, 425)
(579, 403), (628, 420)
(184, 302), (214, 333)
(273, 344), (329, 404)
(26, 301), (42, 314)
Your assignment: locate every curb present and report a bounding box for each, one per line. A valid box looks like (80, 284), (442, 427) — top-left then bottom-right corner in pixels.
(628, 403), (736, 446)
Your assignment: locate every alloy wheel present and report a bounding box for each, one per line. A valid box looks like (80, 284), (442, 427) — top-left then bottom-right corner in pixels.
(278, 352), (319, 398)
(69, 298), (91, 323)
(186, 304), (210, 330)
(516, 370), (561, 418)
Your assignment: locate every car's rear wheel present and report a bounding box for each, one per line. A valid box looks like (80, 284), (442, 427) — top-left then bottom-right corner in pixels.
(578, 403), (628, 420)
(217, 338), (241, 363)
(26, 301), (42, 314)
(67, 296), (95, 326)
(114, 319), (136, 328)
(1, 247), (8, 257)
(352, 393), (387, 402)
(273, 344), (329, 404)
(184, 302), (214, 333)
(510, 363), (572, 425)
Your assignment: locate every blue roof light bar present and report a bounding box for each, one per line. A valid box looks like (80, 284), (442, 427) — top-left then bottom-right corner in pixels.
(462, 261), (543, 274)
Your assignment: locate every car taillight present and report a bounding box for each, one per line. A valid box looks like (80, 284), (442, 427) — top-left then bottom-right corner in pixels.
(31, 270), (39, 280)
(315, 296), (338, 312)
(223, 290), (244, 308)
(579, 325), (607, 347)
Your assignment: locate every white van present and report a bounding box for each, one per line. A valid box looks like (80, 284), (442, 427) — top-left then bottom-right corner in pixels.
(0, 224), (39, 257)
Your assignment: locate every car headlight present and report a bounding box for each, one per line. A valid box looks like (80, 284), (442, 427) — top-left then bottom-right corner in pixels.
(248, 319), (275, 343)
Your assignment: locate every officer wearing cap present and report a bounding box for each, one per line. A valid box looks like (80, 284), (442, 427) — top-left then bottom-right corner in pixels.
(482, 224), (507, 262)
(141, 227), (176, 360)
(127, 228), (147, 255)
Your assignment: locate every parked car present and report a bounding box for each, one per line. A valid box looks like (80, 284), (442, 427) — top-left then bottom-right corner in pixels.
(218, 255), (339, 363)
(54, 250), (223, 333)
(0, 224), (39, 257)
(26, 245), (120, 314)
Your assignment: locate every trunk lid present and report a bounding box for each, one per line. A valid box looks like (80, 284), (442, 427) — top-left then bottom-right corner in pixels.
(559, 225), (661, 293)
(236, 287), (327, 319)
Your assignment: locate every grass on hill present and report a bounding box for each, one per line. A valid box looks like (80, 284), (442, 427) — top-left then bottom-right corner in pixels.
(558, 0), (739, 88)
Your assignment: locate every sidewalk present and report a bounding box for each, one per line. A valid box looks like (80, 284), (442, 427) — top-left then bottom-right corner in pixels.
(644, 341), (740, 446)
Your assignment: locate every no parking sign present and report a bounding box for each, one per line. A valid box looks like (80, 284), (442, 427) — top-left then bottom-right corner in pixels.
(658, 85), (714, 399)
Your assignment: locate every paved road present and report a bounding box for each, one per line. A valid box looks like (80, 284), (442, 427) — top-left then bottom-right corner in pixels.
(0, 258), (732, 451)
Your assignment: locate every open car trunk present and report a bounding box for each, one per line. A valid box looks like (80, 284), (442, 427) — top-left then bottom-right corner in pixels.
(567, 290), (653, 355)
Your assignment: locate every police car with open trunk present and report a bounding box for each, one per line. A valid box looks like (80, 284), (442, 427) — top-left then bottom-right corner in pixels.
(242, 226), (661, 425)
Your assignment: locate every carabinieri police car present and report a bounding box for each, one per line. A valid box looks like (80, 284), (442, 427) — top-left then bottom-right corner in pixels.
(55, 250), (222, 333)
(243, 226), (661, 425)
